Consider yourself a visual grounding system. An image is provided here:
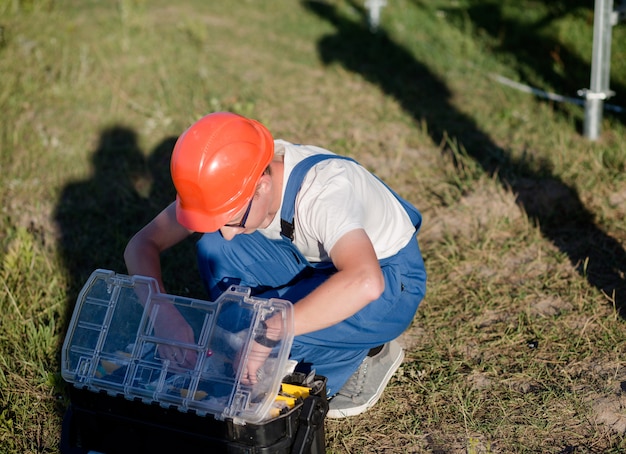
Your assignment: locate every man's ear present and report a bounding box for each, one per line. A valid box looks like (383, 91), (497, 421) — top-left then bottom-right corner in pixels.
(255, 173), (272, 196)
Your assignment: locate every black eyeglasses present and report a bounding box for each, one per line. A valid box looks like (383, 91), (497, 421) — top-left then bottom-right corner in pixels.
(224, 199), (253, 228)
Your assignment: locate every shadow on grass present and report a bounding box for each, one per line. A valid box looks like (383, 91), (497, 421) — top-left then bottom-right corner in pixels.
(438, 0), (625, 130)
(52, 126), (207, 445)
(54, 125), (204, 309)
(302, 0), (626, 313)
(53, 126), (202, 374)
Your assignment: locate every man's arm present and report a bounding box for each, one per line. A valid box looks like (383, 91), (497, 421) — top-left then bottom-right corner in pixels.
(242, 228), (384, 384)
(265, 228), (384, 338)
(124, 201), (192, 292)
(124, 201), (197, 367)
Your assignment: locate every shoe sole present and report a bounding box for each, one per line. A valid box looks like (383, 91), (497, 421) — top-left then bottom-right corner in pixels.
(327, 344), (404, 419)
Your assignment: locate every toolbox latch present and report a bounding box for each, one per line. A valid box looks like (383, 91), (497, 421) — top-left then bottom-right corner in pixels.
(292, 394), (328, 454)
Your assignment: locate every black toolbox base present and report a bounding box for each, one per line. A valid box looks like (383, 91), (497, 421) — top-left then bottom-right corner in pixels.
(60, 376), (327, 454)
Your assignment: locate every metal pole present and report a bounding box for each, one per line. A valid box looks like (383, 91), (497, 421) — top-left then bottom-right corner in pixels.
(582, 0), (615, 140)
(365, 0), (387, 32)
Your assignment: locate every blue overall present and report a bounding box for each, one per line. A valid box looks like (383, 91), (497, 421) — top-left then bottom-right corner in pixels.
(196, 154), (427, 396)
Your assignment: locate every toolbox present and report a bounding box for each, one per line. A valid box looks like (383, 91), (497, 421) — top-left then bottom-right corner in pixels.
(60, 269), (328, 453)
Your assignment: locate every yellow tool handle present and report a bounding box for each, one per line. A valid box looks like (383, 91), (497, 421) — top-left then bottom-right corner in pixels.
(281, 383), (310, 399)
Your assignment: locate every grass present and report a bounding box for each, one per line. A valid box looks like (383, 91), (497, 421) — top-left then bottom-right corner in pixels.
(1, 0), (626, 452)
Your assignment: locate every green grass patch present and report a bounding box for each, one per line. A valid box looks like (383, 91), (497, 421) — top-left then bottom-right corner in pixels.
(1, 0), (626, 452)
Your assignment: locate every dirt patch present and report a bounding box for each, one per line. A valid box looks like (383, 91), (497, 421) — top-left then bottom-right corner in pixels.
(608, 186), (626, 219)
(467, 370), (493, 390)
(421, 180), (524, 244)
(590, 394), (626, 434)
(474, 309), (512, 328)
(398, 323), (427, 353)
(503, 377), (542, 394)
(608, 188), (626, 208)
(528, 295), (573, 317)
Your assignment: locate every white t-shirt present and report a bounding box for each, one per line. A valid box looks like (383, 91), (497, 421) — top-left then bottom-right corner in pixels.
(260, 140), (416, 262)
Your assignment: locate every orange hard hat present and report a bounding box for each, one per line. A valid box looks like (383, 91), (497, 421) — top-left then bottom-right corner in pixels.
(170, 112), (274, 232)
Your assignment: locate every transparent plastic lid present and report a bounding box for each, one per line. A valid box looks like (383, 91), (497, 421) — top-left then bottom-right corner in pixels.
(61, 269), (294, 424)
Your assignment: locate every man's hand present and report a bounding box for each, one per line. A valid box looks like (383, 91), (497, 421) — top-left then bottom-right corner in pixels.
(238, 341), (273, 385)
(152, 301), (197, 369)
(237, 316), (282, 384)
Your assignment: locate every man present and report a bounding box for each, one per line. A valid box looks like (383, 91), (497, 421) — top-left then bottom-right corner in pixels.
(124, 112), (426, 418)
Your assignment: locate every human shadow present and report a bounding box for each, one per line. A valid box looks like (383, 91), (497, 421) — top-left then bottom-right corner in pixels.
(438, 0), (625, 129)
(302, 0), (626, 312)
(53, 128), (201, 376)
(56, 127), (203, 305)
(53, 127), (208, 450)
(55, 127), (149, 297)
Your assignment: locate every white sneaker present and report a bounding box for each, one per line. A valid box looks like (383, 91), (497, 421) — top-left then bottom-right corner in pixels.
(327, 340), (404, 419)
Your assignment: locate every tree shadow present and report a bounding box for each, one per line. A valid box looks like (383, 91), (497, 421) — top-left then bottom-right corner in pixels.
(302, 0), (626, 312)
(437, 0), (625, 129)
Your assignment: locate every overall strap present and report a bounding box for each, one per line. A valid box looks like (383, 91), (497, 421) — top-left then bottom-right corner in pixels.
(280, 153), (422, 241)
